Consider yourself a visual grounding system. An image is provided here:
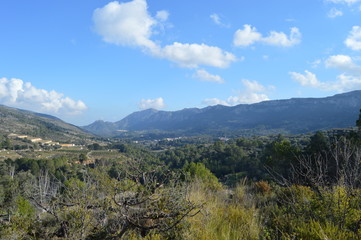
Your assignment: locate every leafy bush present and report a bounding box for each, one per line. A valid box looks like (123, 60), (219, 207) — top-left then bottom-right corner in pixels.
(183, 162), (222, 190)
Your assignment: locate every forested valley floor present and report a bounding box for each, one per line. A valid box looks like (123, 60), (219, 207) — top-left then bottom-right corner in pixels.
(2, 128), (361, 239)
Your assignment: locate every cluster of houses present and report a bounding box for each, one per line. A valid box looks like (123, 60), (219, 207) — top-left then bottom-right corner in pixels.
(8, 133), (76, 148)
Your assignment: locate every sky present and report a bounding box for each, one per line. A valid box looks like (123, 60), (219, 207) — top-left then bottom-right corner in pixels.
(1, 0), (361, 126)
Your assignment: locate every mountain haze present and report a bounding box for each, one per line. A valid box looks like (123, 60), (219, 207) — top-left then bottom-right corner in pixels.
(83, 91), (361, 136)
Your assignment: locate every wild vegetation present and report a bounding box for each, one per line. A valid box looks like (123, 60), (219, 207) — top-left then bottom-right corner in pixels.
(1, 115), (361, 239)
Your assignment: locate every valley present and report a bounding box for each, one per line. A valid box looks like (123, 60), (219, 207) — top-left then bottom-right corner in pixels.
(0, 92), (361, 239)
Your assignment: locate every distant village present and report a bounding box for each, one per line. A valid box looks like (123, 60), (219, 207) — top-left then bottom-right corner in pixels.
(8, 133), (76, 148)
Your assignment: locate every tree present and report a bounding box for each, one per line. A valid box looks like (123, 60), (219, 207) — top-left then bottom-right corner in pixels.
(79, 153), (88, 164)
(1, 137), (12, 150)
(306, 131), (329, 155)
(87, 143), (103, 150)
(105, 158), (201, 238)
(356, 109), (361, 131)
(289, 137), (361, 190)
(16, 158), (201, 239)
(263, 137), (300, 179)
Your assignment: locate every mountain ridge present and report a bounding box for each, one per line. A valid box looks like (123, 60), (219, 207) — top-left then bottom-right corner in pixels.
(0, 104), (93, 143)
(83, 90), (361, 137)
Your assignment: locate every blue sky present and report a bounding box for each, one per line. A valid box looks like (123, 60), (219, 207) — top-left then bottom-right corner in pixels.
(1, 0), (361, 125)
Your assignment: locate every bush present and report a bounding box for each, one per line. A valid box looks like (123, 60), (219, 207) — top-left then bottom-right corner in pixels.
(184, 162), (222, 190)
(184, 181), (260, 240)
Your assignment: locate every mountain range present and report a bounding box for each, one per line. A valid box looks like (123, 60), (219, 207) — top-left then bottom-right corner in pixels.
(83, 90), (361, 137)
(1, 91), (360, 140)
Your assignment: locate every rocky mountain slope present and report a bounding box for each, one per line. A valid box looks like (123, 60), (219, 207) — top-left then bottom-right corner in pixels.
(0, 105), (93, 143)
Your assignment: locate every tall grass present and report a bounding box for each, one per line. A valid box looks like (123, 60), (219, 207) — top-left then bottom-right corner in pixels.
(182, 179), (261, 240)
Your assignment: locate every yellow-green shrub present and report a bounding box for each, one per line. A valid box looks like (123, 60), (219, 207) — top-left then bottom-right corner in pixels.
(183, 181), (260, 240)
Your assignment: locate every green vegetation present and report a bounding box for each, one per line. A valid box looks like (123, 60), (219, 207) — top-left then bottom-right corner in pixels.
(2, 115), (361, 239)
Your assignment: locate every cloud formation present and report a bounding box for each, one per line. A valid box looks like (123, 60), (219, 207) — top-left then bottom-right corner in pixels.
(93, 0), (236, 68)
(345, 26), (361, 51)
(309, 59), (321, 68)
(193, 69), (224, 84)
(93, 0), (157, 49)
(156, 10), (169, 22)
(289, 70), (320, 87)
(291, 55), (361, 92)
(0, 78), (87, 115)
(325, 55), (361, 73)
(202, 79), (272, 106)
(159, 43), (236, 68)
(327, 0), (360, 5)
(139, 97), (165, 110)
(291, 70), (361, 91)
(327, 8), (343, 18)
(233, 24), (301, 47)
(233, 25), (262, 47)
(210, 14), (221, 25)
(210, 13), (229, 28)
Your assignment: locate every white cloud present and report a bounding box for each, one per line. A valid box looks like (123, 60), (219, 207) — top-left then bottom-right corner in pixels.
(325, 54), (354, 68)
(156, 10), (169, 22)
(328, 8), (343, 17)
(241, 79), (266, 92)
(262, 27), (301, 47)
(158, 42), (236, 68)
(202, 98), (228, 106)
(193, 69), (224, 83)
(93, 0), (158, 50)
(227, 92), (269, 105)
(309, 59), (322, 68)
(210, 13), (221, 25)
(202, 79), (272, 106)
(233, 24), (301, 47)
(333, 74), (361, 90)
(139, 97), (165, 110)
(290, 70), (320, 87)
(210, 13), (229, 28)
(325, 55), (361, 73)
(233, 24), (262, 47)
(93, 0), (236, 69)
(327, 0), (360, 5)
(203, 93), (269, 106)
(291, 55), (361, 92)
(0, 78), (87, 115)
(345, 26), (361, 51)
(290, 69), (361, 92)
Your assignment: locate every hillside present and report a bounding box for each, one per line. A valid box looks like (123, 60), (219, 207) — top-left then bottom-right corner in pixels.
(0, 105), (93, 143)
(83, 90), (361, 137)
